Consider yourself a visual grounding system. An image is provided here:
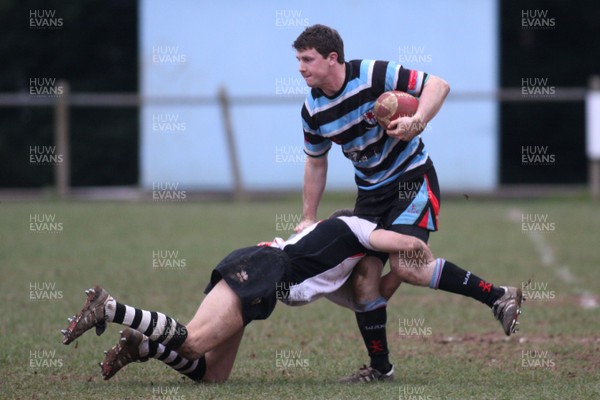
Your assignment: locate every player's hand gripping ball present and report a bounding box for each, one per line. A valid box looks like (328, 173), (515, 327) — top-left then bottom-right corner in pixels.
(373, 91), (419, 130)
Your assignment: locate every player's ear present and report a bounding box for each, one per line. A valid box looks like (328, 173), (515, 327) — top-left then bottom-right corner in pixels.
(327, 52), (338, 65)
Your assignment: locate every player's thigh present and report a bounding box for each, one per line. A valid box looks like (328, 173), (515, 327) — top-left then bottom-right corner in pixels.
(183, 280), (244, 357)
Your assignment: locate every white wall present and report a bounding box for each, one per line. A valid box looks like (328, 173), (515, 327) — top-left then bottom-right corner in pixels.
(140, 0), (498, 191)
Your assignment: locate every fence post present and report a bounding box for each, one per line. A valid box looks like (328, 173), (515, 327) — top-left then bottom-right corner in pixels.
(587, 76), (600, 200)
(218, 86), (245, 200)
(54, 80), (70, 199)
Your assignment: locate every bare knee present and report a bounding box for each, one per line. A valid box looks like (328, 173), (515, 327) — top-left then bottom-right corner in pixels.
(403, 236), (430, 255)
(392, 248), (436, 286)
(201, 370), (230, 383)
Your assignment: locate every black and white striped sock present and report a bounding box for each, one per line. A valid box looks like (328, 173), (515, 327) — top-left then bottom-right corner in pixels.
(140, 339), (206, 381)
(105, 299), (187, 350)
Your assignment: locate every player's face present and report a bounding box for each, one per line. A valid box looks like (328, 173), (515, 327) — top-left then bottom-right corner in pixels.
(296, 48), (335, 88)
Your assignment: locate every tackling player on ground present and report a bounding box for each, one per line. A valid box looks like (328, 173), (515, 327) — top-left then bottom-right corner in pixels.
(60, 215), (423, 381)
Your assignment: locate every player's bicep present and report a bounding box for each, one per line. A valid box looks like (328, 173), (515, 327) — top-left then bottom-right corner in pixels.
(303, 130), (332, 157)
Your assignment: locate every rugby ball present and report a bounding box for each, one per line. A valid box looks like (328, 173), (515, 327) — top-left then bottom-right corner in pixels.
(373, 91), (419, 129)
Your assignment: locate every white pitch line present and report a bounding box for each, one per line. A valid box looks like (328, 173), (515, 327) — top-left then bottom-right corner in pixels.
(528, 229), (557, 269)
(507, 208), (598, 309)
(580, 291), (599, 310)
(555, 266), (576, 285)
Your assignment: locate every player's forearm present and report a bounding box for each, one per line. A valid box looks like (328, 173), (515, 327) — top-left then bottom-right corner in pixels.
(302, 156), (328, 221)
(368, 229), (430, 257)
(414, 75), (450, 125)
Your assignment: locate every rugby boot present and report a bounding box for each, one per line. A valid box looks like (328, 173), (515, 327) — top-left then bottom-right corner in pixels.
(100, 328), (146, 380)
(492, 286), (523, 335)
(61, 286), (111, 345)
(339, 364), (394, 383)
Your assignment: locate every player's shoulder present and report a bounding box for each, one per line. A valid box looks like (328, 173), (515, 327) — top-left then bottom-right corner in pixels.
(302, 87), (325, 115)
(352, 59), (399, 83)
(336, 216), (377, 250)
(351, 59), (371, 75)
(352, 59), (396, 69)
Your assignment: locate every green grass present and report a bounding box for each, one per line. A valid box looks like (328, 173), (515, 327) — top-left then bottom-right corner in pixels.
(1, 195), (599, 399)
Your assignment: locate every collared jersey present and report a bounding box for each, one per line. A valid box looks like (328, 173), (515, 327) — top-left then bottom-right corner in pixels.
(266, 216), (376, 306)
(302, 59), (431, 190)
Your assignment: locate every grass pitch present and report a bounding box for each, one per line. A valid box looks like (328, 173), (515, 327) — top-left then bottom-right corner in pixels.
(1, 195), (599, 399)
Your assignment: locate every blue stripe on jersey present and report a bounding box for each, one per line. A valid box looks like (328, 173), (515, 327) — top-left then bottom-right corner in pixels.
(342, 127), (384, 155)
(357, 148), (428, 190)
(386, 63), (399, 91)
(356, 149), (428, 190)
(392, 177), (429, 225)
(304, 139), (331, 157)
(354, 137), (418, 181)
(318, 99), (377, 138)
(425, 207), (435, 230)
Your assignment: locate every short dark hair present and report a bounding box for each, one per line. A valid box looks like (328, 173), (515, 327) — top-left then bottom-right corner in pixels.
(292, 24), (345, 64)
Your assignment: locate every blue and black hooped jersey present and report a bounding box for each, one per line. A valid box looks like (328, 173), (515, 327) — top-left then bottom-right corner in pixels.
(302, 59), (432, 190)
